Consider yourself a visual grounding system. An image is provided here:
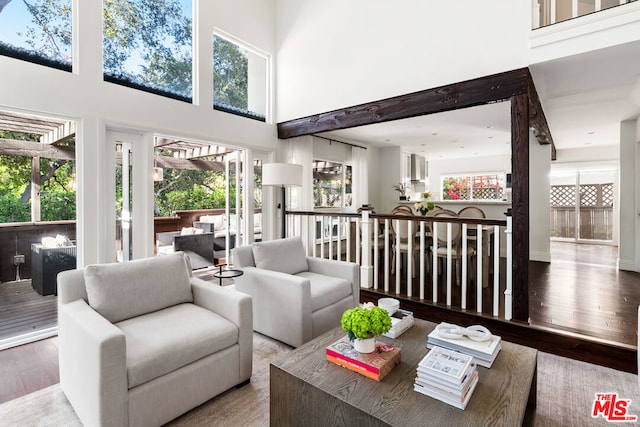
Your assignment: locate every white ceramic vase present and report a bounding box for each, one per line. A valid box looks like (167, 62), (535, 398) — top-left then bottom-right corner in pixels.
(354, 336), (375, 353)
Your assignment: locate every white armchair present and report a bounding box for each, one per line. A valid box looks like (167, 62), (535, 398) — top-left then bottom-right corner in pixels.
(57, 252), (253, 427)
(233, 236), (359, 348)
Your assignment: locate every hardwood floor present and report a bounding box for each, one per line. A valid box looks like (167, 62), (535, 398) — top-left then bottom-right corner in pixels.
(0, 336), (59, 405)
(529, 242), (639, 346)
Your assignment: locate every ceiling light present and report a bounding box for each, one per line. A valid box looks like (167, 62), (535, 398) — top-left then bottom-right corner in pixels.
(432, 133), (438, 136)
(587, 131), (595, 135)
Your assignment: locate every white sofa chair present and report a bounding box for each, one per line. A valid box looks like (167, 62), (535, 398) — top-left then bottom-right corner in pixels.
(233, 236), (359, 347)
(57, 252), (253, 427)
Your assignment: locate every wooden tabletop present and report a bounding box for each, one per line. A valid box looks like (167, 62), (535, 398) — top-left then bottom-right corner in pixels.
(270, 318), (537, 426)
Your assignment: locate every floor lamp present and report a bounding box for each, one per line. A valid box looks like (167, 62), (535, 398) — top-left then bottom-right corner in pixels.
(262, 163), (303, 238)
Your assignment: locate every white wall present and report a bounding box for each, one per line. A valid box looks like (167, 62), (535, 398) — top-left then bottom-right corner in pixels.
(530, 133), (551, 262)
(0, 0), (278, 265)
(619, 119), (638, 271)
(275, 0), (531, 122)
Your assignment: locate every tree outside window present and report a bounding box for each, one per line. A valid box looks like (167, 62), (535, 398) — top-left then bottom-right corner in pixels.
(313, 161), (352, 208)
(0, 0), (72, 70)
(213, 34), (267, 121)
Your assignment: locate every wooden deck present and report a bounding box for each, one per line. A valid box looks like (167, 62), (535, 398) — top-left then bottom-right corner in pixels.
(0, 280), (57, 342)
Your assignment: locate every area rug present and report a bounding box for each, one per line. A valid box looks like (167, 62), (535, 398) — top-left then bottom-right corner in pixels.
(1, 337), (638, 426)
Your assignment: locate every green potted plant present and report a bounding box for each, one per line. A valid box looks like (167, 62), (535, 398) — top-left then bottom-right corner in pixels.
(392, 182), (410, 201)
(413, 191), (434, 215)
(341, 303), (392, 353)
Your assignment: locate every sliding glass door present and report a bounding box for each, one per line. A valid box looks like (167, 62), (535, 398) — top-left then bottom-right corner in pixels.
(550, 170), (615, 243)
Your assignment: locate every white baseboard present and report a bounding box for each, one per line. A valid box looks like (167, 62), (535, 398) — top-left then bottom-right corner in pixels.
(530, 251), (551, 262)
(618, 259), (638, 272)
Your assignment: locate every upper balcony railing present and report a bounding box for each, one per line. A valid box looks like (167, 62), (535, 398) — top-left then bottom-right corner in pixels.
(532, 0), (637, 29)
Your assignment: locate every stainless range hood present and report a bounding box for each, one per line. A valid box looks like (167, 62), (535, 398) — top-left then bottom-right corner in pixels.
(410, 154), (426, 181)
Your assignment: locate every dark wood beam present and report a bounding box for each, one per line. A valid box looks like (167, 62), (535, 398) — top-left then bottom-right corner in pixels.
(526, 70), (556, 161)
(277, 68), (530, 139)
(511, 94), (530, 322)
(0, 138), (75, 160)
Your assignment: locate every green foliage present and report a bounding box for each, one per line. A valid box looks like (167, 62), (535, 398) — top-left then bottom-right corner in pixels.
(103, 0), (193, 96)
(0, 131), (77, 222)
(153, 168), (236, 217)
(18, 0), (73, 62)
(0, 193), (30, 223)
(340, 305), (392, 340)
(41, 191), (75, 220)
(213, 35), (248, 109)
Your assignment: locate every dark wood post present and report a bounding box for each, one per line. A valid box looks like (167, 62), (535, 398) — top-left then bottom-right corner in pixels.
(511, 94), (530, 322)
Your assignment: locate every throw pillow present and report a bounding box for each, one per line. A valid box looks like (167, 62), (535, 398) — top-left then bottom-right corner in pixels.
(84, 252), (193, 323)
(252, 236), (308, 275)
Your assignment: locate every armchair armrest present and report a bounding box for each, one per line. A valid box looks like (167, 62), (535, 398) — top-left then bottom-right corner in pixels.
(234, 266), (312, 347)
(306, 257), (360, 306)
(191, 277), (253, 380)
(58, 299), (127, 427)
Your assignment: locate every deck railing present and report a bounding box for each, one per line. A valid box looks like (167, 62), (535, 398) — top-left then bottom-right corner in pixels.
(287, 210), (512, 320)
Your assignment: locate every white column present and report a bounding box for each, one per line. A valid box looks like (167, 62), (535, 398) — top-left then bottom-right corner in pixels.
(360, 207), (373, 288)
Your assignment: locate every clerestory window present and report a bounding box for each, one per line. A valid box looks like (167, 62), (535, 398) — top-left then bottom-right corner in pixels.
(102, 0), (193, 102)
(213, 33), (268, 122)
(0, 0), (72, 71)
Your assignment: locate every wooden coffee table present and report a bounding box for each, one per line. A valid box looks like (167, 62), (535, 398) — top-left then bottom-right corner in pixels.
(270, 318), (537, 426)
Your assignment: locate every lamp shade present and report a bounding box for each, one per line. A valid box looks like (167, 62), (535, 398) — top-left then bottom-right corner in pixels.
(262, 163), (302, 187)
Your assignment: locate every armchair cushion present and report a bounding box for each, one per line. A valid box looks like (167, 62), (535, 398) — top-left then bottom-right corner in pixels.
(297, 271), (352, 311)
(252, 236), (308, 275)
(84, 252), (193, 323)
(117, 303), (238, 388)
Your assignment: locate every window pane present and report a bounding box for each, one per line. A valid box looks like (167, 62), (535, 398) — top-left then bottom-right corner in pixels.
(0, 0), (72, 71)
(313, 160), (351, 208)
(103, 0), (193, 102)
(213, 35), (267, 121)
(442, 173), (504, 201)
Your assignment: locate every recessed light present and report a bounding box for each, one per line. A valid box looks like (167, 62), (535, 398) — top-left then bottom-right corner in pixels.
(459, 146), (465, 149)
(486, 125), (493, 129)
(432, 133), (438, 136)
(385, 139), (391, 142)
(587, 131), (595, 135)
(421, 144), (426, 146)
(585, 142), (592, 145)
(488, 136), (494, 139)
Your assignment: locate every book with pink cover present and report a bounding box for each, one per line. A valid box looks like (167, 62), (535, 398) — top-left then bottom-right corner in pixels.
(326, 337), (401, 381)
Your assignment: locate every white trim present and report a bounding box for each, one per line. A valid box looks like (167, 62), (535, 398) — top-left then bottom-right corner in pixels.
(530, 0), (640, 47)
(0, 327), (58, 351)
(530, 250), (552, 262)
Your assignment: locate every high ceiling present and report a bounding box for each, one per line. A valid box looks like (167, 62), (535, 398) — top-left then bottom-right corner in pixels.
(320, 40), (640, 162)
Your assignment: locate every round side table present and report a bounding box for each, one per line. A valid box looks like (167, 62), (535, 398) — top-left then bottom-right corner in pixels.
(212, 263), (244, 286)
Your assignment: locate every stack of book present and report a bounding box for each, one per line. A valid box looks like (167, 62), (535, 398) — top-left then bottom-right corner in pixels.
(426, 324), (501, 368)
(414, 346), (479, 410)
(382, 308), (414, 338)
(326, 337), (401, 381)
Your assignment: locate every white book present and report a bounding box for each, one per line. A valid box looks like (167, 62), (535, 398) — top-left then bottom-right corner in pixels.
(417, 346), (474, 383)
(414, 372), (479, 410)
(427, 325), (501, 358)
(427, 340), (501, 368)
(383, 309), (414, 339)
(416, 362), (476, 391)
(415, 370), (479, 400)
